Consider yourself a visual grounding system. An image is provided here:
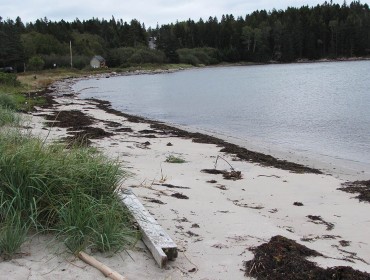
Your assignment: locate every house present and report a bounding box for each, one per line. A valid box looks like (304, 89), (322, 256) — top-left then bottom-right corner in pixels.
(148, 37), (157, 50)
(90, 55), (106, 68)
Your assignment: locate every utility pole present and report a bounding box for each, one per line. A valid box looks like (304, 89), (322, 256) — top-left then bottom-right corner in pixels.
(70, 41), (73, 68)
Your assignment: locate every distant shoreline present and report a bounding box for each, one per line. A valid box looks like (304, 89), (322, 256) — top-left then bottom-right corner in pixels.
(206, 56), (370, 68)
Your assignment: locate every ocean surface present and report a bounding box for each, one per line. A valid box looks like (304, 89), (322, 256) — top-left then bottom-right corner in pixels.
(73, 61), (370, 174)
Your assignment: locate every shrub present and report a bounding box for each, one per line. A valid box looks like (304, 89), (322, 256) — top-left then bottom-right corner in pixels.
(108, 47), (136, 67)
(28, 56), (45, 71)
(0, 94), (17, 109)
(127, 48), (166, 64)
(0, 73), (20, 86)
(177, 48), (220, 65)
(40, 55), (90, 70)
(0, 107), (21, 126)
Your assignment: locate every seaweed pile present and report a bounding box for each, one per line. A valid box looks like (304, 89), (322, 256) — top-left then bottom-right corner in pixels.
(338, 180), (370, 203)
(244, 235), (370, 280)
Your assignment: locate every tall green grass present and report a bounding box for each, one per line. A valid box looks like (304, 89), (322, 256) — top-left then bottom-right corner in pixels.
(0, 93), (17, 110)
(0, 93), (21, 126)
(0, 205), (29, 260)
(0, 107), (21, 126)
(0, 130), (139, 258)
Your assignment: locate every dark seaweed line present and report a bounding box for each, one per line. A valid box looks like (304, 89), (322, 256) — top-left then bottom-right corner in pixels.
(87, 98), (322, 174)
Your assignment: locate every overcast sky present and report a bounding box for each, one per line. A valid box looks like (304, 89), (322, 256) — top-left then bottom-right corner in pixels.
(1, 0), (365, 28)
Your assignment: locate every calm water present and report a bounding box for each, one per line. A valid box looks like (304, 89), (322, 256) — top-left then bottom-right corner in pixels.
(74, 61), (370, 170)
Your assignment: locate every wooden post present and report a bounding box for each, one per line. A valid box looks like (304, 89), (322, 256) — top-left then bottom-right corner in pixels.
(70, 41), (73, 68)
(118, 189), (178, 268)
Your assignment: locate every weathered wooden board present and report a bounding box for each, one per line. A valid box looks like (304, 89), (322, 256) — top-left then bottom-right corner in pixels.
(118, 188), (178, 268)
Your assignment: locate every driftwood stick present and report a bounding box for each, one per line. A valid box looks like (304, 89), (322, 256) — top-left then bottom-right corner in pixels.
(78, 251), (126, 280)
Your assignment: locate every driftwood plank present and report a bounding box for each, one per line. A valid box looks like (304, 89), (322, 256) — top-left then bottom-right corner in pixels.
(118, 189), (178, 268)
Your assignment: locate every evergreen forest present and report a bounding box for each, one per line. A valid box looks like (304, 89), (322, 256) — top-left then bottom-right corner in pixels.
(1, 1), (369, 71)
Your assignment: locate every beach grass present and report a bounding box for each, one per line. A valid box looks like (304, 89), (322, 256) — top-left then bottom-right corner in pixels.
(165, 154), (186, 163)
(0, 93), (22, 126)
(0, 202), (29, 260)
(0, 128), (139, 258)
(0, 107), (21, 127)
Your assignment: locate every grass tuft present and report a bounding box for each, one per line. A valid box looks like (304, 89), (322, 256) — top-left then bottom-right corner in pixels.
(0, 93), (17, 110)
(0, 107), (21, 127)
(0, 206), (29, 260)
(165, 154), (186, 163)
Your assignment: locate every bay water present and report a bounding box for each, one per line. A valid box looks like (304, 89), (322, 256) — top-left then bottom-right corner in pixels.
(73, 61), (370, 177)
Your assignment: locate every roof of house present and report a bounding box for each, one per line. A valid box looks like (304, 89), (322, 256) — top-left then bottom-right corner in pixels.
(92, 55), (105, 62)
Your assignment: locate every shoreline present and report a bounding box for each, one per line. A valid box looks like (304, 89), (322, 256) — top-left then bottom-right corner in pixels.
(70, 60), (370, 181)
(4, 76), (370, 279)
(87, 96), (370, 180)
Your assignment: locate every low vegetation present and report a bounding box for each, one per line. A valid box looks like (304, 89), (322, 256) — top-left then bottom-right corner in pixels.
(0, 75), (140, 260)
(177, 48), (220, 66)
(165, 155), (186, 163)
(0, 91), (22, 126)
(0, 129), (139, 258)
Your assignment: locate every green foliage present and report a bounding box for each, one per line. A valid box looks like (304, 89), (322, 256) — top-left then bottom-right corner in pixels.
(0, 73), (20, 86)
(177, 48), (220, 65)
(0, 93), (17, 109)
(21, 31), (68, 58)
(127, 48), (166, 64)
(107, 47), (165, 66)
(72, 32), (105, 57)
(41, 54), (90, 69)
(57, 192), (137, 253)
(0, 130), (138, 258)
(0, 107), (21, 126)
(108, 47), (136, 67)
(0, 207), (29, 260)
(165, 155), (186, 163)
(0, 18), (25, 68)
(28, 56), (45, 71)
(2, 3), (370, 68)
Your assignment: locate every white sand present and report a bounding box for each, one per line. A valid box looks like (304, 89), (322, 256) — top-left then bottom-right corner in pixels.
(1, 80), (369, 280)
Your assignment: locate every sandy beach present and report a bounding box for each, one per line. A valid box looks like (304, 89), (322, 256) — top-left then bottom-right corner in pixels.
(1, 77), (369, 279)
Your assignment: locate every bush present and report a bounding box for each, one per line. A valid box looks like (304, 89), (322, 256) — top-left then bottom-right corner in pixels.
(40, 55), (90, 70)
(177, 48), (220, 65)
(28, 56), (45, 71)
(0, 73), (20, 86)
(0, 107), (21, 126)
(108, 47), (136, 67)
(0, 94), (17, 109)
(41, 54), (69, 69)
(108, 47), (166, 67)
(127, 49), (166, 64)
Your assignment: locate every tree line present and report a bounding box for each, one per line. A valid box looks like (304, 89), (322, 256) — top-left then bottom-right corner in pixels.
(1, 1), (369, 71)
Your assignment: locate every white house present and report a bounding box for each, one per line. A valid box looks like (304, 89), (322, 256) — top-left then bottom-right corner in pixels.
(90, 55), (106, 68)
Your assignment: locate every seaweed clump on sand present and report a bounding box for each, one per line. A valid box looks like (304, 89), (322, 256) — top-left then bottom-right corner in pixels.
(244, 235), (370, 280)
(338, 180), (370, 203)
